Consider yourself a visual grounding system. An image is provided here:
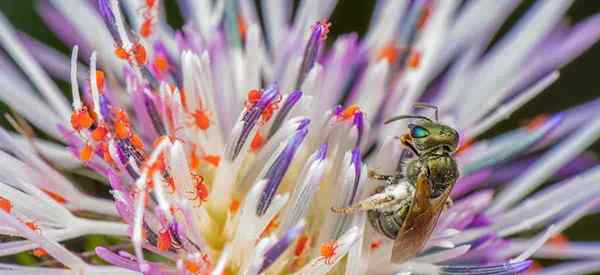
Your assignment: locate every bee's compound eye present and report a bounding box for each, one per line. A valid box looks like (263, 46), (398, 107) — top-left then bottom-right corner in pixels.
(411, 126), (430, 138)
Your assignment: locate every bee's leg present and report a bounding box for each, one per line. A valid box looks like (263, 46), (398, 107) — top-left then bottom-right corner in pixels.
(331, 184), (412, 214)
(368, 170), (401, 182)
(331, 193), (395, 214)
(444, 197), (453, 211)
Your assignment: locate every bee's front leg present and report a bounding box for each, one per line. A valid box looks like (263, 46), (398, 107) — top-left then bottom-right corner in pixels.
(368, 169), (401, 183)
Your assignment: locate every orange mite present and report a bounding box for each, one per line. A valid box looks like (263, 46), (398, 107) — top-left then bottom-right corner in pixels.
(229, 199), (240, 214)
(100, 142), (115, 164)
(80, 143), (94, 162)
(32, 247), (48, 257)
(340, 104), (360, 120)
(187, 173), (209, 204)
(130, 134), (145, 151)
(317, 241), (338, 265)
(42, 189), (67, 204)
(259, 94), (282, 124)
(132, 43), (147, 65)
(250, 132), (264, 152)
(145, 0), (157, 8)
(114, 47), (129, 60)
(152, 55), (169, 74)
(91, 124), (109, 142)
(184, 259), (200, 273)
(140, 17), (154, 38)
(95, 70), (105, 91)
(0, 196), (12, 213)
(157, 227), (172, 251)
(294, 235), (310, 257)
(202, 154), (220, 167)
(70, 107), (94, 131)
(188, 108), (211, 130)
(407, 51), (422, 69)
(377, 43), (399, 64)
(245, 89), (262, 109)
(260, 215), (280, 238)
(370, 239), (382, 250)
(25, 220), (41, 233)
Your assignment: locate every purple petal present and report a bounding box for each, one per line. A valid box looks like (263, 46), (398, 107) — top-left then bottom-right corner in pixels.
(259, 221), (305, 273)
(96, 0), (121, 45)
(267, 90), (303, 138)
(440, 260), (532, 275)
(231, 84), (281, 161)
(257, 125), (309, 216)
(297, 22), (326, 87)
(353, 111), (365, 147)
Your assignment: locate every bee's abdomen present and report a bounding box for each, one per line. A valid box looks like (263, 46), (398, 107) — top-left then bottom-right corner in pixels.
(368, 208), (406, 239)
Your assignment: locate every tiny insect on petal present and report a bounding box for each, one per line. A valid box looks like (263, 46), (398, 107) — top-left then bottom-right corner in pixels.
(32, 248), (48, 257)
(229, 199), (240, 214)
(157, 229), (172, 251)
(340, 104), (360, 120)
(133, 43), (147, 65)
(95, 70), (105, 91)
(91, 124), (108, 142)
(80, 143), (93, 162)
(114, 47), (129, 60)
(407, 51), (422, 69)
(140, 19), (153, 38)
(251, 132), (264, 152)
(42, 189), (67, 204)
(377, 43), (399, 64)
(0, 196), (12, 213)
(202, 155), (220, 167)
(294, 235), (310, 257)
(130, 134), (145, 151)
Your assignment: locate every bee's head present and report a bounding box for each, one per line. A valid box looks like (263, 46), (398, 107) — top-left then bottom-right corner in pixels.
(406, 121), (459, 153)
(385, 104), (459, 155)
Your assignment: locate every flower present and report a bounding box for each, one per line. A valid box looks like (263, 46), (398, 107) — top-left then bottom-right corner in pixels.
(0, 0), (598, 274)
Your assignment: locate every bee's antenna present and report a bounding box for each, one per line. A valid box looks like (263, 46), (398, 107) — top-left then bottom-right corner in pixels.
(384, 115), (433, 124)
(413, 103), (438, 121)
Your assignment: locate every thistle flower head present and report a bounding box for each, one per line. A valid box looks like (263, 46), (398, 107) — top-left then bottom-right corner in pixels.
(0, 1), (599, 274)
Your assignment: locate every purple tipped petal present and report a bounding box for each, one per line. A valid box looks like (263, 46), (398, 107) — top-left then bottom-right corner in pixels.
(317, 143), (328, 160)
(353, 111), (365, 147)
(96, 247), (140, 271)
(96, 0), (121, 45)
(231, 84), (281, 161)
(297, 22), (327, 87)
(259, 221), (305, 273)
(268, 90), (303, 138)
(440, 260), (532, 275)
(257, 126), (309, 216)
(349, 148), (362, 203)
(143, 90), (167, 136)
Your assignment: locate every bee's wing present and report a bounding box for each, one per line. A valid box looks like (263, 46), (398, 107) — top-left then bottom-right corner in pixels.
(391, 169), (452, 263)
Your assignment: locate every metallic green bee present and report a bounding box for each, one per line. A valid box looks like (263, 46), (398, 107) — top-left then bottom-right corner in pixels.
(332, 103), (459, 263)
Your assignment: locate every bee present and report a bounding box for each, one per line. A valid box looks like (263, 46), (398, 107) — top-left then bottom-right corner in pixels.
(331, 103), (459, 263)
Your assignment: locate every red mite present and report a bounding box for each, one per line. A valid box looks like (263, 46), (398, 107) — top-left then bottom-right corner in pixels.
(187, 173), (209, 204)
(317, 240), (339, 265)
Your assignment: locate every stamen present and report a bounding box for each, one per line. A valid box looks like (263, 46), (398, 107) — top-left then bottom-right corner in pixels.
(97, 0), (122, 45)
(229, 84), (281, 161)
(297, 20), (330, 88)
(256, 124), (309, 216)
(89, 51), (103, 121)
(143, 90), (167, 136)
(267, 90), (303, 139)
(70, 46), (81, 109)
(353, 111), (365, 147)
(259, 221), (305, 273)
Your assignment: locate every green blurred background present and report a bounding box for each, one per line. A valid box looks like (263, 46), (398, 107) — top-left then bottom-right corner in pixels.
(0, 0), (599, 272)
